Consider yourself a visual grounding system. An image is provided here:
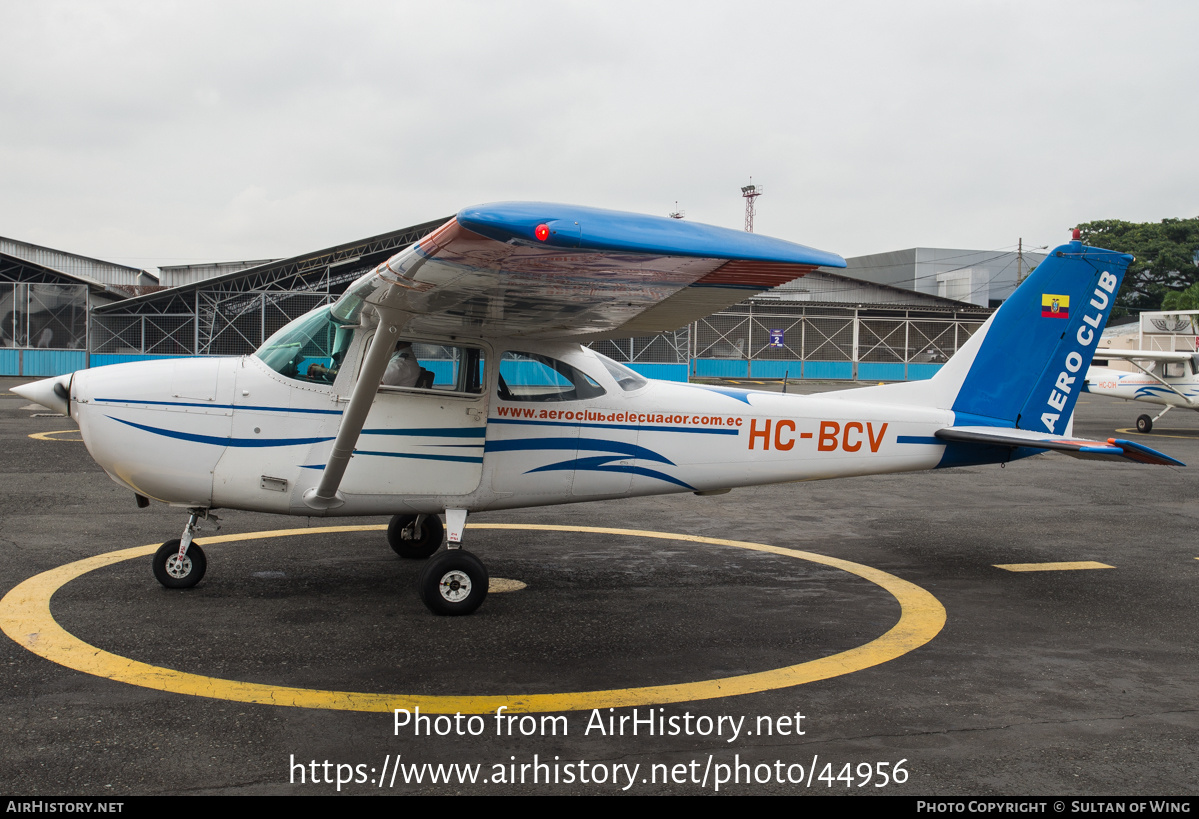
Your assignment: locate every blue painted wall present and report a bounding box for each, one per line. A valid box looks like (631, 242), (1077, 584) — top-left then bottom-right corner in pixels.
(91, 353), (189, 368)
(801, 361), (854, 380)
(690, 358), (942, 382)
(0, 349), (20, 376)
(0, 350), (88, 377)
(748, 360), (797, 378)
(694, 359), (749, 378)
(906, 363), (943, 381)
(858, 362), (907, 382)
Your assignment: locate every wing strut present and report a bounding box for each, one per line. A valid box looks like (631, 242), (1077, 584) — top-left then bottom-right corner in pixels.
(303, 309), (401, 510)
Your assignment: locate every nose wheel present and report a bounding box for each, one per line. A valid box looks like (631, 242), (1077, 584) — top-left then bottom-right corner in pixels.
(152, 508), (216, 589)
(417, 549), (488, 616)
(152, 539), (207, 589)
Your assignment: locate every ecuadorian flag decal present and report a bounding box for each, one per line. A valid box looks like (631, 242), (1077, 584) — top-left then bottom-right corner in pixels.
(1042, 293), (1069, 318)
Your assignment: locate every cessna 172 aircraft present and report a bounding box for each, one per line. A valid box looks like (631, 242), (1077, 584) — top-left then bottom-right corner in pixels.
(14, 205), (1182, 615)
(1085, 349), (1199, 432)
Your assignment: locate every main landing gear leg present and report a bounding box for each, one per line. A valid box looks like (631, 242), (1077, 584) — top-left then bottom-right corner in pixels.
(417, 508), (487, 616)
(152, 508), (218, 589)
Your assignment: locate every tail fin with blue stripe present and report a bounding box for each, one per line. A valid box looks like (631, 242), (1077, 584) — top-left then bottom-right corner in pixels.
(943, 240), (1130, 431)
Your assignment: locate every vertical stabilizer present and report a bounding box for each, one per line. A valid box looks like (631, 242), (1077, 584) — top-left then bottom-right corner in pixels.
(948, 240), (1131, 431)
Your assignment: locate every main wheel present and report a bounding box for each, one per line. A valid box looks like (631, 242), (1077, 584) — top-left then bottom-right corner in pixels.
(152, 539), (207, 589)
(387, 514), (444, 559)
(1136, 414), (1153, 433)
(417, 549), (488, 616)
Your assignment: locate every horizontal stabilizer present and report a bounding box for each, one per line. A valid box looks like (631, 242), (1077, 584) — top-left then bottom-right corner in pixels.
(1093, 350), (1194, 362)
(935, 426), (1184, 466)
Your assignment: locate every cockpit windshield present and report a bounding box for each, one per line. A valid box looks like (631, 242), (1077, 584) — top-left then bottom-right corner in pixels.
(254, 272), (388, 385)
(255, 305), (356, 385)
(330, 271), (383, 324)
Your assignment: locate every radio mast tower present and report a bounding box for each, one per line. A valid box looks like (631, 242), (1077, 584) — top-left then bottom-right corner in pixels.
(741, 179), (762, 232)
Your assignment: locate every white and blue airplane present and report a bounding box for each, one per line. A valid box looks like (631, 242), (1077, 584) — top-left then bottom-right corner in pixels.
(14, 205), (1182, 615)
(1084, 349), (1199, 432)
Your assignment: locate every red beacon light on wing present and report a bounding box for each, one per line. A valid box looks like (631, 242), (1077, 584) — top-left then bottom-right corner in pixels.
(535, 223), (550, 242)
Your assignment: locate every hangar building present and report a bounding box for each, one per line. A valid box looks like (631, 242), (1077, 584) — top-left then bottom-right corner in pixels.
(841, 247), (1048, 308)
(1, 221), (994, 382)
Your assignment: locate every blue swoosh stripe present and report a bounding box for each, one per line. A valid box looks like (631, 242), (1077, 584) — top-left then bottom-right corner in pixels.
(1133, 385), (1197, 398)
(108, 416), (333, 447)
(96, 398), (344, 415)
(897, 436), (942, 445)
(485, 437), (674, 465)
(526, 457), (695, 490)
(362, 427), (487, 437)
(355, 451), (484, 464)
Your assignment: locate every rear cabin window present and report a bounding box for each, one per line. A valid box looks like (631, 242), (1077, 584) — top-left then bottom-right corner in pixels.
(595, 353), (648, 392)
(497, 351), (605, 402)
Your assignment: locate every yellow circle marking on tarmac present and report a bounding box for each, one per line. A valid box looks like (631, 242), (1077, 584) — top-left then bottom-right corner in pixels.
(28, 429), (82, 442)
(0, 523), (945, 714)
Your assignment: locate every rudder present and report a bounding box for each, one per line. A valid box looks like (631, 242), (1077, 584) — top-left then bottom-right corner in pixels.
(948, 240), (1131, 431)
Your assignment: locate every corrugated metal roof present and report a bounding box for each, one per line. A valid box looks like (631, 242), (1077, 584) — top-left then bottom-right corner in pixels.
(0, 236), (146, 287)
(157, 259), (281, 287)
(760, 269), (971, 307)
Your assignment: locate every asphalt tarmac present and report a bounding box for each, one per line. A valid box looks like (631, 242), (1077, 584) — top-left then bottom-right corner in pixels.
(1, 375), (1196, 796)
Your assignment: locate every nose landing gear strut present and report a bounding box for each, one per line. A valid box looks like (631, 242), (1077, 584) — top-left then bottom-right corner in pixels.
(152, 508), (219, 589)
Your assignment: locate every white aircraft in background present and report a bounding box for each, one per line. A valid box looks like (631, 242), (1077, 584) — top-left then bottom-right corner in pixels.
(1085, 349), (1199, 432)
(14, 206), (1182, 615)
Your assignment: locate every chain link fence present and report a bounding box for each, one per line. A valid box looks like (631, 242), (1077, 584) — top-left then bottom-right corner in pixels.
(90, 288), (987, 383)
(93, 291), (334, 356)
(689, 301), (986, 380)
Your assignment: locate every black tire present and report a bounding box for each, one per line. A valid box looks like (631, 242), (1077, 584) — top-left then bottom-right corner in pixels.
(152, 539), (206, 589)
(387, 514), (444, 559)
(417, 549), (488, 616)
(1136, 414), (1153, 433)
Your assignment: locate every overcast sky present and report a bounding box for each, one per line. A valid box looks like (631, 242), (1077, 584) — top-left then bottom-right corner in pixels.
(2, 1), (1196, 270)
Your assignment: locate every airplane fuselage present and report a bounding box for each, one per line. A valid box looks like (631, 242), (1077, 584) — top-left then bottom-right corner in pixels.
(1083, 366), (1199, 410)
(70, 340), (952, 517)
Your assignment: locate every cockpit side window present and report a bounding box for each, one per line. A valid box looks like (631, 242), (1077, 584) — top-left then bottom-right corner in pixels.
(255, 306), (354, 385)
(497, 351), (605, 402)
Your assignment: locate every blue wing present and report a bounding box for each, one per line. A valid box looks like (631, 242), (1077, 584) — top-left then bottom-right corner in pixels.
(350, 202), (845, 340)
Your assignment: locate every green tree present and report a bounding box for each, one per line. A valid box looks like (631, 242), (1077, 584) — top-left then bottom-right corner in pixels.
(1161, 281), (1199, 312)
(1076, 217), (1199, 314)
(1159, 281), (1199, 334)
